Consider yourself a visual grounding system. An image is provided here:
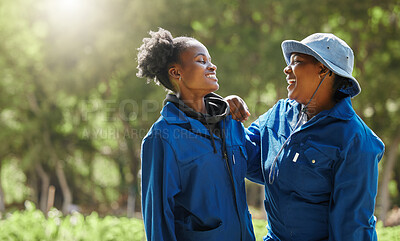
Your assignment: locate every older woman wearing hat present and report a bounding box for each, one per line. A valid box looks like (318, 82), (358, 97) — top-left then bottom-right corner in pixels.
(228, 33), (385, 240)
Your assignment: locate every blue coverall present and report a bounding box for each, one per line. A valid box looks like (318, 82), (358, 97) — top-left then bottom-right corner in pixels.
(246, 97), (385, 241)
(141, 102), (259, 241)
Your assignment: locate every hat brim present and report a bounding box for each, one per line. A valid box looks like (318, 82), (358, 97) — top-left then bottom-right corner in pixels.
(281, 40), (361, 97)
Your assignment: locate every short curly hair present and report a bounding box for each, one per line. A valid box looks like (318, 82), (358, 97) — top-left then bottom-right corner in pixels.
(136, 28), (196, 92)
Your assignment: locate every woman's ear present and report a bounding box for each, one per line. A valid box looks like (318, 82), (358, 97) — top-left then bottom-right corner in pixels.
(168, 65), (181, 81)
(168, 65), (181, 93)
(319, 65), (329, 75)
(318, 64), (333, 80)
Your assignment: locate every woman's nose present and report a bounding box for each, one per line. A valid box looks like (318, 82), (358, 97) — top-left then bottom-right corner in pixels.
(283, 65), (291, 75)
(208, 62), (217, 71)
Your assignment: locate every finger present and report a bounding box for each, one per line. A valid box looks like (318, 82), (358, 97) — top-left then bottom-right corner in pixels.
(243, 101), (251, 117)
(230, 99), (244, 121)
(235, 99), (249, 121)
(225, 96), (249, 122)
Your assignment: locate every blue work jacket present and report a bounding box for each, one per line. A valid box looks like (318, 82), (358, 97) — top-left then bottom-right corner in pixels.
(141, 102), (258, 241)
(246, 97), (385, 241)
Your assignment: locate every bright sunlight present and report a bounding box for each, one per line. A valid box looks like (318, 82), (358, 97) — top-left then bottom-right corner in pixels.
(44, 0), (89, 27)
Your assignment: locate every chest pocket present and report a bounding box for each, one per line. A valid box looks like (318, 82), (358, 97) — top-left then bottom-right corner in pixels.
(281, 144), (333, 196)
(299, 146), (333, 194)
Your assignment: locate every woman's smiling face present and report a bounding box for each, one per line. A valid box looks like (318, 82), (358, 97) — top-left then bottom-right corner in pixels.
(284, 53), (324, 104)
(175, 40), (219, 96)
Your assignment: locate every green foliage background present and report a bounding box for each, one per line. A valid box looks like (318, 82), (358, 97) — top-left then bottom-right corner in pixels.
(0, 0), (400, 236)
(0, 202), (399, 241)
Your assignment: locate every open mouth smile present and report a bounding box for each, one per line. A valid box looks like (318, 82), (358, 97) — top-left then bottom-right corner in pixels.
(206, 73), (218, 80)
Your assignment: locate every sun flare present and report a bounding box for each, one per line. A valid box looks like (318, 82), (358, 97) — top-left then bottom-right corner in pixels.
(45, 0), (88, 25)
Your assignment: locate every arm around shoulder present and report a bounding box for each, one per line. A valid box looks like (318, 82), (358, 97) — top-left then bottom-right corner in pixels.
(245, 118), (264, 184)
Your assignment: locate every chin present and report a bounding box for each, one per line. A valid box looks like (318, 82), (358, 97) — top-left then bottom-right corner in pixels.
(288, 92), (301, 103)
(211, 83), (219, 92)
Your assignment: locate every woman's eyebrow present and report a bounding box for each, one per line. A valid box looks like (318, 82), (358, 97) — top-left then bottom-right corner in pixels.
(194, 53), (211, 61)
(290, 54), (303, 62)
(291, 53), (300, 59)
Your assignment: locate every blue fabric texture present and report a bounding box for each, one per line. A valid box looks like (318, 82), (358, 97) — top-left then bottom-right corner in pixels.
(141, 102), (259, 241)
(246, 97), (385, 241)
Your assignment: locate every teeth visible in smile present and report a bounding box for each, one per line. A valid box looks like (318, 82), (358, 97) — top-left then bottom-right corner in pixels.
(207, 74), (217, 78)
(287, 79), (296, 84)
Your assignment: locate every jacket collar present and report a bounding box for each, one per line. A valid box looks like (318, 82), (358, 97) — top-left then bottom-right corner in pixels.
(160, 102), (223, 138)
(286, 97), (355, 123)
(325, 97), (355, 120)
(161, 102), (190, 124)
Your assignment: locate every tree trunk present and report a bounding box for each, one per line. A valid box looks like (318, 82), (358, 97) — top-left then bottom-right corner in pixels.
(0, 161), (5, 212)
(378, 131), (400, 225)
(0, 184), (4, 213)
(41, 123), (73, 214)
(121, 119), (141, 218)
(27, 93), (51, 213)
(126, 144), (140, 218)
(55, 160), (72, 214)
(394, 164), (400, 204)
(47, 185), (56, 212)
(26, 168), (39, 205)
(127, 184), (136, 218)
(35, 162), (50, 213)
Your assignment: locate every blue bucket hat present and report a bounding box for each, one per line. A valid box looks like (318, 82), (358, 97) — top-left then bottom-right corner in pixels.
(281, 33), (361, 97)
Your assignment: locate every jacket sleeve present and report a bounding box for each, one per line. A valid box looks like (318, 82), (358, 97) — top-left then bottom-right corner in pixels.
(141, 133), (181, 241)
(329, 134), (384, 241)
(245, 118), (264, 184)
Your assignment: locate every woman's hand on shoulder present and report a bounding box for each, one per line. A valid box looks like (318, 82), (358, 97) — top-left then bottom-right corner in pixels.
(224, 95), (251, 123)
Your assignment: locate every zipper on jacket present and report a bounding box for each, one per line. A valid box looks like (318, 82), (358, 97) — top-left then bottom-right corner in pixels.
(221, 120), (243, 241)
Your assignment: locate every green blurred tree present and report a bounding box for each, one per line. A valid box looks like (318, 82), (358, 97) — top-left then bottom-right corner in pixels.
(0, 0), (399, 225)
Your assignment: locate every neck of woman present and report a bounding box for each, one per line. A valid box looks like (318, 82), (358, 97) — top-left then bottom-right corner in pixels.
(177, 92), (207, 114)
(304, 97), (336, 119)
